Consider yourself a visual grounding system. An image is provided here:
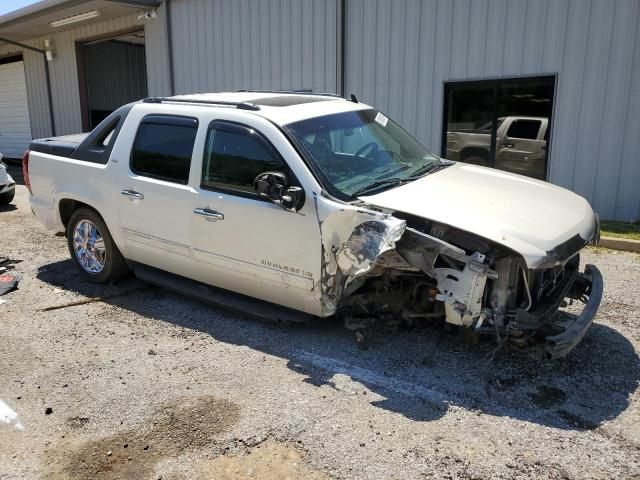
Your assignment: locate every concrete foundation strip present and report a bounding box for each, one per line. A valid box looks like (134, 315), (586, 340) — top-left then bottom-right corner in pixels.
(598, 236), (640, 254)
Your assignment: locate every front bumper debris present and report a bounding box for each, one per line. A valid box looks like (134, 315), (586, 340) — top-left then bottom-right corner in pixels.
(0, 171), (15, 194)
(0, 182), (15, 194)
(545, 264), (603, 359)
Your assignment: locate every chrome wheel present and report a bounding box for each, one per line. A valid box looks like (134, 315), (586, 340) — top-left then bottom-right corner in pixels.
(72, 219), (107, 273)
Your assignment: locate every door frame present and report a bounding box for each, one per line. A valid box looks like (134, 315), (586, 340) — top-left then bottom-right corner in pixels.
(75, 26), (146, 132)
(441, 74), (557, 180)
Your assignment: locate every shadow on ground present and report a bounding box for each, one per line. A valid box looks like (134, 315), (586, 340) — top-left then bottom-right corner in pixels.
(37, 258), (639, 429)
(0, 203), (17, 213)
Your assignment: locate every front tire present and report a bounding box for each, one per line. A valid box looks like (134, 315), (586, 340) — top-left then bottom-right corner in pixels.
(67, 208), (129, 283)
(0, 188), (14, 205)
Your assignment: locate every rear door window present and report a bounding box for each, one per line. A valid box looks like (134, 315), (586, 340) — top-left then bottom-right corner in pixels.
(201, 121), (287, 195)
(131, 115), (198, 184)
(506, 119), (541, 140)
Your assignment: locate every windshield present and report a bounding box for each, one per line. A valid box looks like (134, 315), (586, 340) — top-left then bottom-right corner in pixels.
(284, 109), (441, 197)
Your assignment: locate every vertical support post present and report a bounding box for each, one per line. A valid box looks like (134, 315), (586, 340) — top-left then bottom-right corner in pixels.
(489, 83), (498, 168)
(165, 0), (175, 96)
(42, 55), (56, 136)
(337, 0), (346, 96)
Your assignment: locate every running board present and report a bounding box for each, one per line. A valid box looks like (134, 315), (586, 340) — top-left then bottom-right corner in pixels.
(132, 263), (315, 324)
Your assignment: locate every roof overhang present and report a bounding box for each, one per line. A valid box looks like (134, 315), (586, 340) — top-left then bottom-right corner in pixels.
(0, 0), (159, 41)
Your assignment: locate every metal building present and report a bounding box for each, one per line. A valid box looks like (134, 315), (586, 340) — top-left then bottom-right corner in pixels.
(0, 0), (638, 221)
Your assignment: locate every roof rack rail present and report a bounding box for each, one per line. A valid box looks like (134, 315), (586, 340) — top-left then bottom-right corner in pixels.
(142, 97), (261, 111)
(237, 89), (344, 99)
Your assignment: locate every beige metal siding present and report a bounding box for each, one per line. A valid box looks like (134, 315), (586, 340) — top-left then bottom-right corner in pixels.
(169, 0), (338, 94)
(1, 0), (637, 220)
(0, 12), (151, 137)
(144, 2), (172, 97)
(346, 0), (640, 221)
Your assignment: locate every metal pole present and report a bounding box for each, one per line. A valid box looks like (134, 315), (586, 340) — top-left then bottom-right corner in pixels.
(42, 57), (56, 136)
(165, 0), (175, 95)
(337, 0), (346, 97)
(0, 36), (56, 136)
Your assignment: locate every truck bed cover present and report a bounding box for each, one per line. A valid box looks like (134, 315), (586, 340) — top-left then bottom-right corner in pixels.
(29, 133), (89, 158)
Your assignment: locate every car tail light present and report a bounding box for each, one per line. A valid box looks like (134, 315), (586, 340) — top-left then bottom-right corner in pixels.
(22, 150), (32, 195)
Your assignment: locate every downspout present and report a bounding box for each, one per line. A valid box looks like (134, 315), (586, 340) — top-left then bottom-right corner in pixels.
(165, 0), (175, 95)
(0, 36), (56, 136)
(337, 0), (346, 96)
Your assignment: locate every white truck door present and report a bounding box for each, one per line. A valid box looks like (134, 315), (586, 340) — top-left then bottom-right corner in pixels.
(116, 114), (200, 278)
(189, 117), (322, 317)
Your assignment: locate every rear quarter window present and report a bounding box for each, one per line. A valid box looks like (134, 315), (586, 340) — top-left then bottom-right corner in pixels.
(131, 115), (198, 184)
(506, 119), (541, 140)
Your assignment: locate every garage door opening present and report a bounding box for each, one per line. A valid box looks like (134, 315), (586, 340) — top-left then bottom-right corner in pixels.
(77, 28), (147, 132)
(0, 54), (33, 159)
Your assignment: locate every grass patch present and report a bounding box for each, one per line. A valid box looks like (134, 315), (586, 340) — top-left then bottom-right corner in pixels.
(600, 221), (640, 241)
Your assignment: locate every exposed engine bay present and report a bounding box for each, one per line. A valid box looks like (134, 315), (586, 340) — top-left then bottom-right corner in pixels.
(319, 200), (602, 359)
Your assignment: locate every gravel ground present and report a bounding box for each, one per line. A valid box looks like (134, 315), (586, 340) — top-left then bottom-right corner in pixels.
(1, 166), (640, 479)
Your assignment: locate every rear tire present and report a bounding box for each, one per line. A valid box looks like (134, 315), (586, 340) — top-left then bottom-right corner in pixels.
(0, 188), (15, 205)
(67, 208), (129, 283)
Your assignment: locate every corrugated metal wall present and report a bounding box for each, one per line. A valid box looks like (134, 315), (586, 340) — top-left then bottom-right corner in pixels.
(1, 0), (638, 219)
(345, 0), (640, 221)
(169, 0), (338, 94)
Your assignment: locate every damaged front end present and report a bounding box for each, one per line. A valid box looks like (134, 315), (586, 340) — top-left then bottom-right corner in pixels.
(317, 196), (602, 358)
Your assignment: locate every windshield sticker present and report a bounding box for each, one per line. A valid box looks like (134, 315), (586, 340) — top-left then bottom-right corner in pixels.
(374, 112), (388, 127)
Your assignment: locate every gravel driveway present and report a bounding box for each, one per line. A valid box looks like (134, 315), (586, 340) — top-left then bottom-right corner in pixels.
(1, 167), (640, 479)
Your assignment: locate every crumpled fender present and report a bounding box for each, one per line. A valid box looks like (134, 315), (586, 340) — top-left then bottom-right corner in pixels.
(336, 219), (405, 283)
(313, 193), (495, 326)
(313, 193), (406, 315)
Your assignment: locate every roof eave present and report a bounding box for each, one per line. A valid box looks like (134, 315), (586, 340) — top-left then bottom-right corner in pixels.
(0, 0), (158, 29)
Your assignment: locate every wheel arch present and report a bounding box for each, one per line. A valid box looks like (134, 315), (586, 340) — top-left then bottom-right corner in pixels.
(57, 197), (128, 258)
(63, 200), (130, 283)
(460, 147), (490, 164)
(59, 198), (96, 229)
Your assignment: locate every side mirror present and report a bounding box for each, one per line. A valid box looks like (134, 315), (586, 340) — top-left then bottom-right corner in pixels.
(253, 172), (304, 211)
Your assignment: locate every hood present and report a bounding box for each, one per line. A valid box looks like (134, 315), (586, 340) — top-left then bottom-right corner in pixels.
(359, 163), (597, 268)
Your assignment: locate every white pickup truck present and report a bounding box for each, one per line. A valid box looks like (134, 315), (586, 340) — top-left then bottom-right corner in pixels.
(25, 92), (602, 358)
(446, 116), (549, 180)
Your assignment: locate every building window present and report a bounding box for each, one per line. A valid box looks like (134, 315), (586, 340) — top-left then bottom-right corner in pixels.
(130, 115), (198, 184)
(202, 121), (287, 196)
(442, 76), (555, 180)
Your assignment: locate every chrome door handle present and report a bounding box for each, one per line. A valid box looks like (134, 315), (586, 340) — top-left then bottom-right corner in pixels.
(193, 207), (224, 221)
(121, 189), (144, 200)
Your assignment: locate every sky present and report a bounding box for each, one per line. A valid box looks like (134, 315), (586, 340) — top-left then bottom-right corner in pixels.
(0, 0), (42, 17)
